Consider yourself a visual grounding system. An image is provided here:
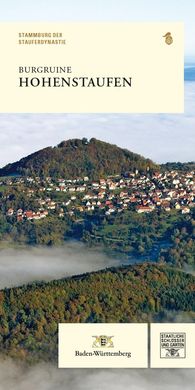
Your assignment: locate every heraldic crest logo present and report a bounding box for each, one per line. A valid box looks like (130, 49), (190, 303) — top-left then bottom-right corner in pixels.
(92, 335), (114, 348)
(160, 333), (186, 359)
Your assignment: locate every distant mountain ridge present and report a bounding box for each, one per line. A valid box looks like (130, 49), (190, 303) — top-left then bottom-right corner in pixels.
(0, 138), (157, 179)
(161, 161), (195, 171)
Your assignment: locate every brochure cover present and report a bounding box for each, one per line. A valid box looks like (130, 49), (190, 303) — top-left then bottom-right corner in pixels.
(0, 0), (194, 388)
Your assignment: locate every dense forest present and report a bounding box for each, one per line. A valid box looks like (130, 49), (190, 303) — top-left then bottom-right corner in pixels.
(0, 138), (157, 179)
(159, 218), (195, 268)
(0, 263), (195, 362)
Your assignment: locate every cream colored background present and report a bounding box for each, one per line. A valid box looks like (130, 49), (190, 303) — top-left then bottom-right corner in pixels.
(150, 323), (195, 368)
(0, 22), (183, 113)
(58, 323), (148, 368)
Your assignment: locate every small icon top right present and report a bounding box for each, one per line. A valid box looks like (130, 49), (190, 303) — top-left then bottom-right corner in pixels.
(163, 32), (173, 45)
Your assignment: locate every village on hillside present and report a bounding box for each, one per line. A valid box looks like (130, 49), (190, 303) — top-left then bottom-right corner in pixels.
(1, 169), (195, 223)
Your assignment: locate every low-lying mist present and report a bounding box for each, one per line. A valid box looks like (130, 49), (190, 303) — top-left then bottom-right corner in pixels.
(0, 359), (195, 390)
(0, 242), (121, 289)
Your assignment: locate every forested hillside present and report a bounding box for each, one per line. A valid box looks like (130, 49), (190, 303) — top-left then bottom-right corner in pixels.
(0, 264), (195, 362)
(0, 138), (157, 178)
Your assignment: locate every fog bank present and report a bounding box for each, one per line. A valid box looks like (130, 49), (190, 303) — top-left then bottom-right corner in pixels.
(0, 359), (195, 390)
(0, 243), (121, 289)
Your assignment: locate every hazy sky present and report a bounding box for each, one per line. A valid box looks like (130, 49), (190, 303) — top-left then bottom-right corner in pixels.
(0, 0), (195, 58)
(0, 81), (194, 166)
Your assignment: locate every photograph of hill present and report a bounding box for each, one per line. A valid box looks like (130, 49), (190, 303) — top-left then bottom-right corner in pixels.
(0, 0), (195, 389)
(0, 60), (194, 390)
(0, 130), (195, 364)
